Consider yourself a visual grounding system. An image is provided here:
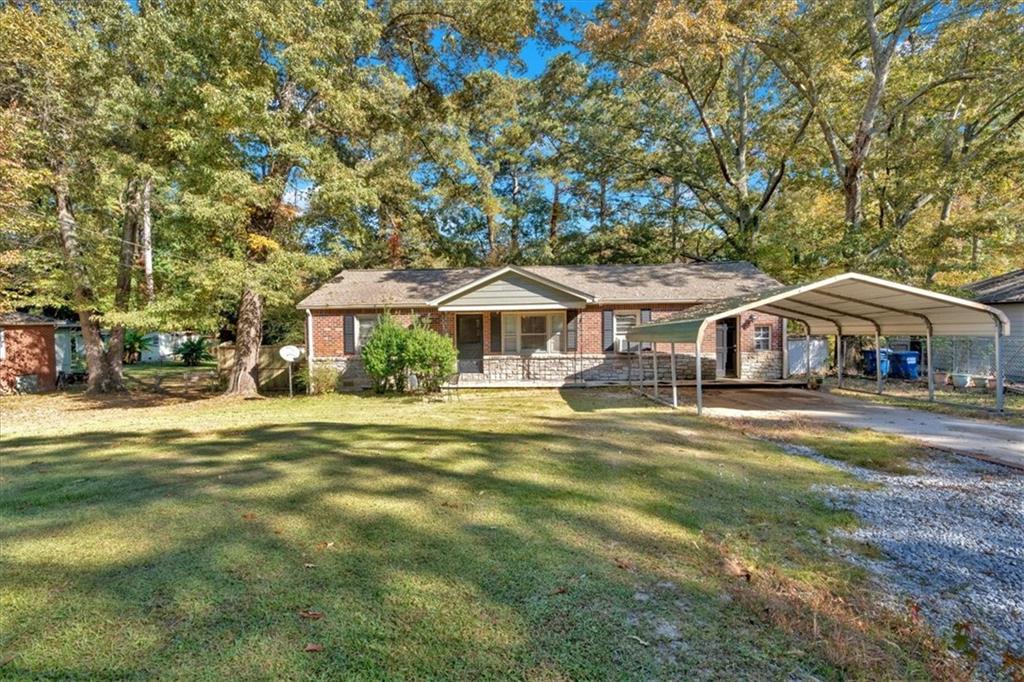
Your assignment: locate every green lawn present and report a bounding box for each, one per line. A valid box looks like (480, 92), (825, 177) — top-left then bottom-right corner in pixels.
(0, 390), (961, 680)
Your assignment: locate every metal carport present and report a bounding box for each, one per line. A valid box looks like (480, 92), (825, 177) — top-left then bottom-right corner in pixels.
(625, 272), (1012, 413)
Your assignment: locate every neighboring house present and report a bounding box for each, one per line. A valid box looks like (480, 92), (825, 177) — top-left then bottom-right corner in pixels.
(298, 262), (785, 388)
(140, 332), (201, 363)
(0, 312), (59, 393)
(965, 269), (1024, 381)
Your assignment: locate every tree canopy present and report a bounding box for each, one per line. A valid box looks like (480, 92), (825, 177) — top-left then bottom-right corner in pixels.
(2, 0), (1021, 392)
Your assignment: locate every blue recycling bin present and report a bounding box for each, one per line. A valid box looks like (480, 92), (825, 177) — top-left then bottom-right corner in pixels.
(889, 351), (920, 380)
(862, 349), (891, 377)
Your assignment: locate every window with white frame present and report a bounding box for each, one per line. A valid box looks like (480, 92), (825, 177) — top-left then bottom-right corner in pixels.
(354, 314), (379, 350)
(502, 313), (564, 354)
(614, 310), (640, 352)
(753, 325), (771, 351)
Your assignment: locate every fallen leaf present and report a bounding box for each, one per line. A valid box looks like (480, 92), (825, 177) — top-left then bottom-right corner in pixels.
(303, 643), (324, 653)
(303, 563), (316, 569)
(440, 501), (460, 509)
(613, 558), (634, 570)
(548, 586), (568, 596)
(626, 634), (650, 647)
(315, 542), (335, 551)
(299, 609), (324, 620)
(241, 513), (256, 520)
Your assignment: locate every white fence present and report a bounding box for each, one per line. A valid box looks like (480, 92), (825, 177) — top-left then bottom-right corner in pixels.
(787, 336), (830, 375)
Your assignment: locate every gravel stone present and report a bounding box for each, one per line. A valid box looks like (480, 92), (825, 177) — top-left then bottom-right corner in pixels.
(770, 439), (1023, 678)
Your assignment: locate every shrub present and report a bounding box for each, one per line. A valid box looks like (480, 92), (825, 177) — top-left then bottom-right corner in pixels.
(176, 337), (212, 366)
(404, 323), (457, 393)
(122, 330), (152, 364)
(300, 364), (340, 395)
(360, 313), (407, 393)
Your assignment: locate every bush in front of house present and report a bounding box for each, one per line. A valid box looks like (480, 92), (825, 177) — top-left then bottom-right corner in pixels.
(300, 364), (340, 395)
(403, 323), (457, 393)
(176, 338), (212, 366)
(361, 313), (408, 393)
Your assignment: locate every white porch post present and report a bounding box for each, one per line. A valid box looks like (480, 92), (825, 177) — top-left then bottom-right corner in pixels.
(670, 342), (678, 408)
(652, 344), (659, 398)
(994, 320), (1004, 412)
(926, 327), (935, 402)
(696, 327), (705, 416)
(875, 331), (884, 394)
(804, 322), (811, 378)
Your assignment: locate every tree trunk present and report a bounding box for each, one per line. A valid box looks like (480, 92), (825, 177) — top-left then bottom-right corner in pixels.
(224, 286), (263, 397)
(598, 177), (607, 230)
(549, 181), (560, 246)
(53, 169), (124, 393)
(670, 180), (680, 261)
(139, 177), (155, 303)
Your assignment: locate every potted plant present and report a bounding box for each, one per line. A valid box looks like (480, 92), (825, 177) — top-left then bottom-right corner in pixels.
(951, 373), (971, 389)
(934, 370), (947, 386)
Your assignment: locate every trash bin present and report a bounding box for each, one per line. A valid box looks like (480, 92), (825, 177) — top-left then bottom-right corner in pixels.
(889, 351), (921, 380)
(862, 349), (891, 377)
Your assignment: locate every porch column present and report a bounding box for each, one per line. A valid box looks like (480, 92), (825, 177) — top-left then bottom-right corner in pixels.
(652, 344), (659, 398)
(781, 319), (789, 379)
(925, 327), (935, 402)
(994, 319), (1004, 412)
(670, 342), (678, 408)
(875, 331), (883, 394)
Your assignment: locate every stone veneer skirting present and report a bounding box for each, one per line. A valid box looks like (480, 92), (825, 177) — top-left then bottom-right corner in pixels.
(740, 351), (783, 381)
(313, 352), (722, 390)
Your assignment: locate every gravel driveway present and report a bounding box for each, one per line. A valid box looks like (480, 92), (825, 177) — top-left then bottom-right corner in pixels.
(774, 441), (1023, 678)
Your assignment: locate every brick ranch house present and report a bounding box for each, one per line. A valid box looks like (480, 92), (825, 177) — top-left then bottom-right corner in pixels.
(0, 312), (59, 393)
(298, 262), (785, 388)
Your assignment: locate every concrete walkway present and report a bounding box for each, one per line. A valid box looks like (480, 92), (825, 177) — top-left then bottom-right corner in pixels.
(702, 388), (1024, 470)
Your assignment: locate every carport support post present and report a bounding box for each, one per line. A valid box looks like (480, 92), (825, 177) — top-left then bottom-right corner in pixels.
(925, 328), (934, 402)
(874, 331), (884, 394)
(695, 325), (705, 416)
(652, 345), (659, 398)
(638, 346), (645, 395)
(670, 342), (678, 407)
(837, 335), (844, 389)
(994, 321), (1004, 412)
(804, 322), (812, 378)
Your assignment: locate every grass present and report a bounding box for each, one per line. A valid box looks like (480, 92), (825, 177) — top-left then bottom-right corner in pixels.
(0, 389), (964, 680)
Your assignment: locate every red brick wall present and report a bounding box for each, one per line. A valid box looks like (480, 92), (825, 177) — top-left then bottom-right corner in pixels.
(0, 325), (56, 392)
(309, 305), (783, 359)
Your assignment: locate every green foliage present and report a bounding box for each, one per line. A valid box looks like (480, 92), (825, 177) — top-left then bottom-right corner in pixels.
(404, 323), (458, 393)
(122, 330), (152, 364)
(360, 313), (408, 393)
(175, 338), (212, 367)
(299, 364), (340, 395)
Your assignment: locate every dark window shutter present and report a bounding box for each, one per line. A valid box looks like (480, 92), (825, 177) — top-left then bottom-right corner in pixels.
(566, 310), (579, 351)
(490, 313), (502, 353)
(602, 309), (614, 351)
(343, 314), (355, 354)
(640, 309), (653, 351)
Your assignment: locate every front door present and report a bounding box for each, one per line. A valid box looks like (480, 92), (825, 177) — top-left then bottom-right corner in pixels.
(456, 314), (484, 373)
(715, 318), (738, 378)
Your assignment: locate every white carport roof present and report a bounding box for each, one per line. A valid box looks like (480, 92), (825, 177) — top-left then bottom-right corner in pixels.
(626, 272), (1010, 343)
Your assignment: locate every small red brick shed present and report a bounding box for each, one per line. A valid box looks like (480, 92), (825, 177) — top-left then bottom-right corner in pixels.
(0, 312), (59, 393)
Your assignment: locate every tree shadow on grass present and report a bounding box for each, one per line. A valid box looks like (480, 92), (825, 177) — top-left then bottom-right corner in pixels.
(0, 399), (960, 679)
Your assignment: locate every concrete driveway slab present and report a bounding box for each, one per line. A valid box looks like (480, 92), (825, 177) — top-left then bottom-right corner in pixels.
(703, 388), (1024, 470)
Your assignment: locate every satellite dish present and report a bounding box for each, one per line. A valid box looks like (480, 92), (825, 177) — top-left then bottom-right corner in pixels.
(279, 345), (302, 363)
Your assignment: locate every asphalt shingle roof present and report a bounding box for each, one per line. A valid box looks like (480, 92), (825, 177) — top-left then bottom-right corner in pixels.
(298, 262), (781, 308)
(964, 269), (1024, 304)
(0, 312), (61, 326)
